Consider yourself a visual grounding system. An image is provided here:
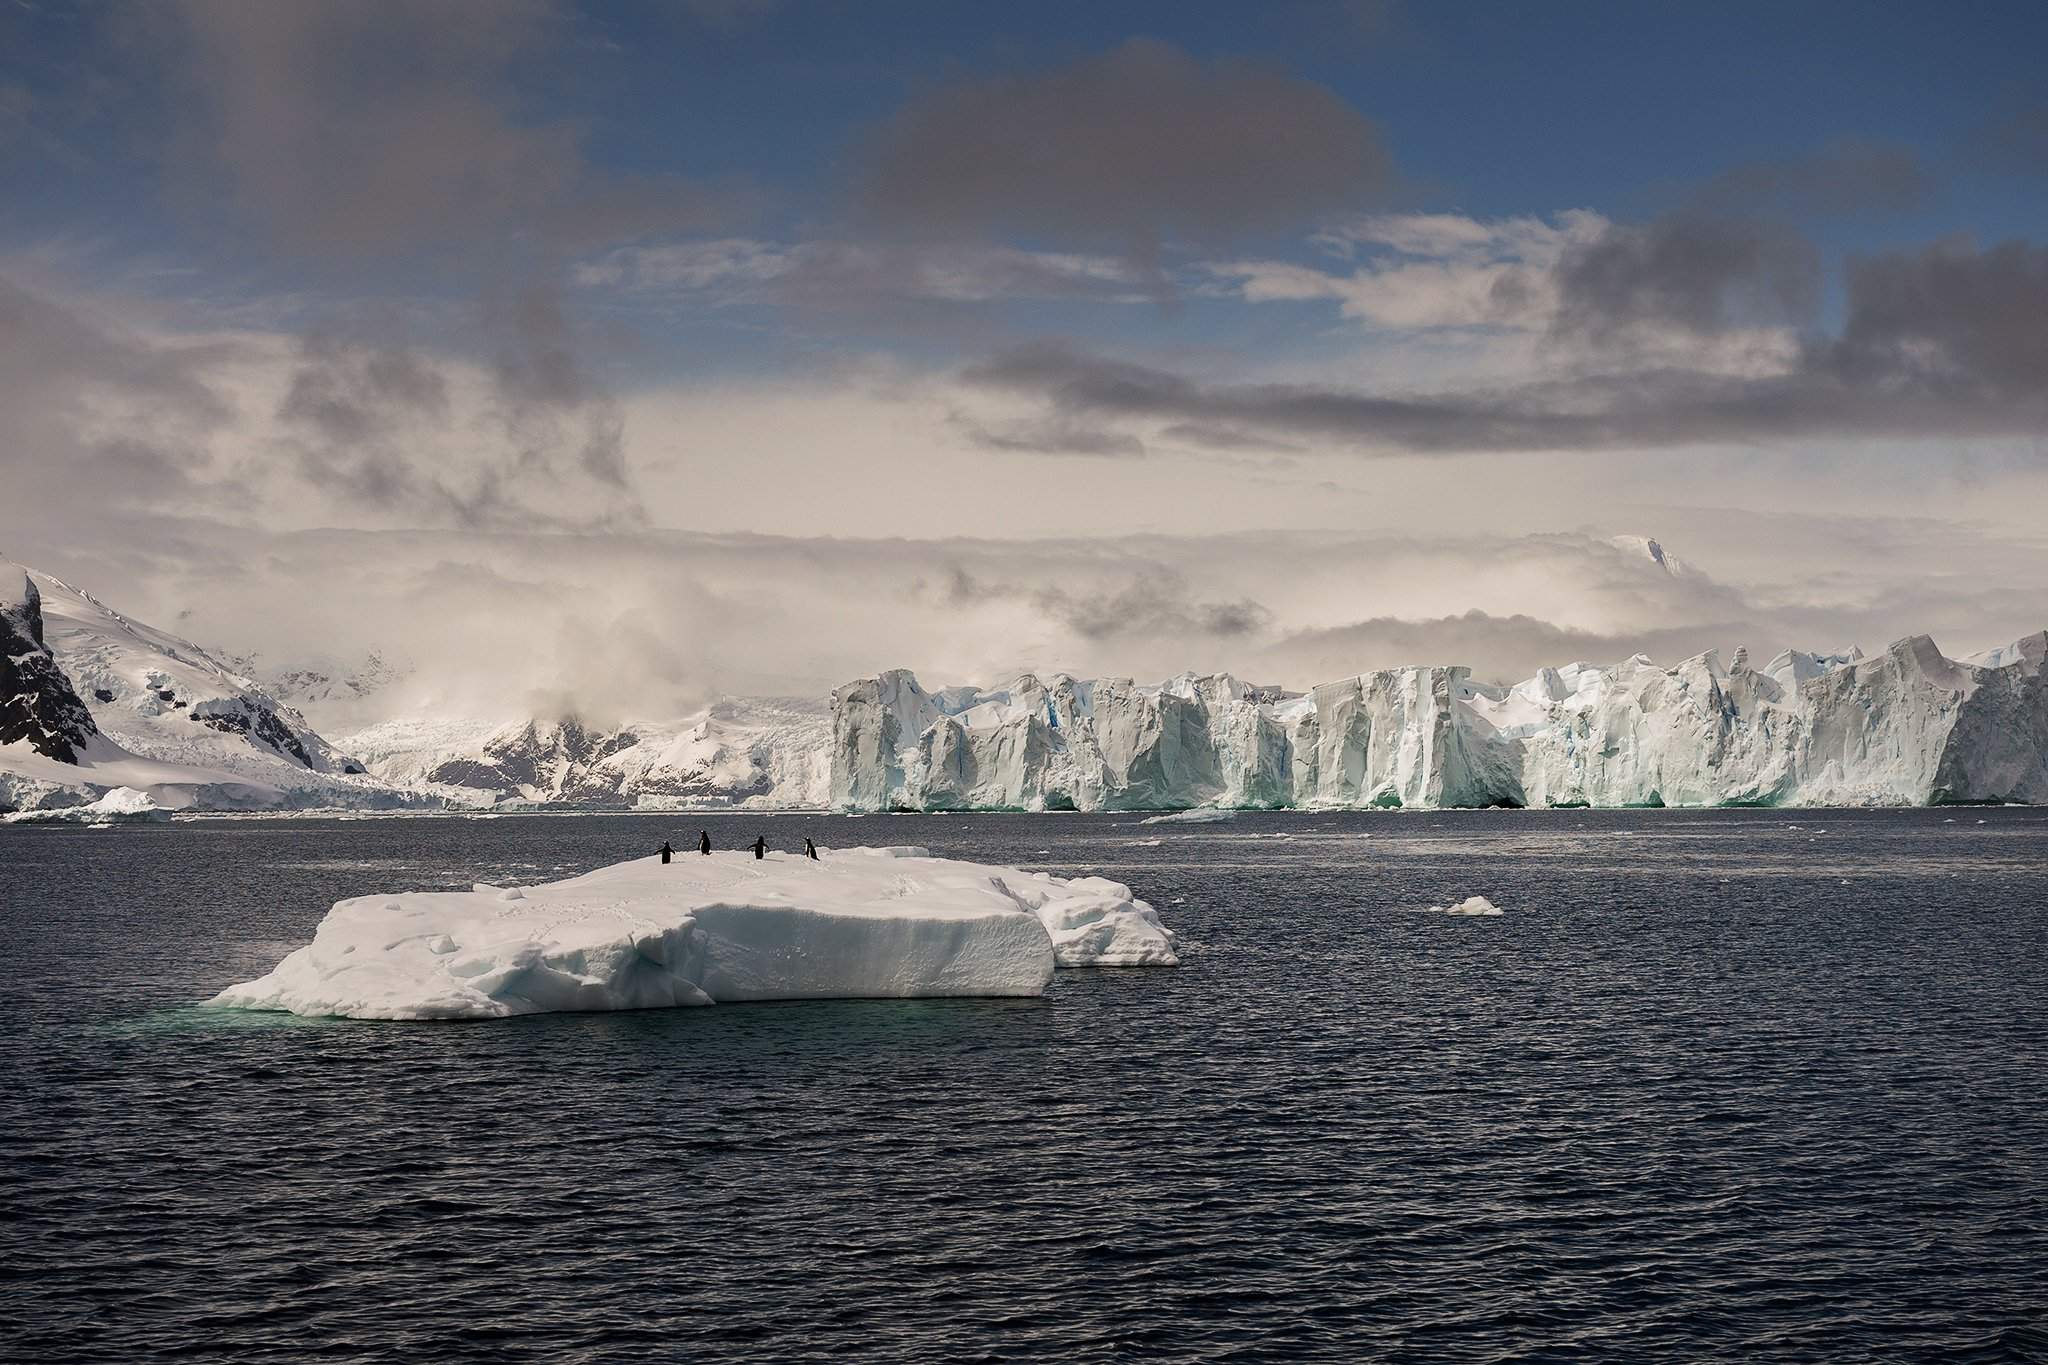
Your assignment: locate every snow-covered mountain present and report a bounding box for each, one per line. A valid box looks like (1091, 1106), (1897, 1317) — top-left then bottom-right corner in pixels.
(10, 552), (2045, 815)
(336, 697), (831, 808)
(220, 648), (413, 717)
(2, 572), (99, 763)
(0, 561), (429, 814)
(830, 630), (2048, 811)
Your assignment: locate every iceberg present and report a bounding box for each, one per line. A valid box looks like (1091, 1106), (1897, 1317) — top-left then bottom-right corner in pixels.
(1140, 808), (1239, 825)
(210, 847), (1177, 1020)
(1, 785), (169, 824)
(1422, 896), (1505, 916)
(830, 629), (2048, 811)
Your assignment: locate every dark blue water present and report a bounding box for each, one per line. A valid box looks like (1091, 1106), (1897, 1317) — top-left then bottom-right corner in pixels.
(2, 809), (2045, 1362)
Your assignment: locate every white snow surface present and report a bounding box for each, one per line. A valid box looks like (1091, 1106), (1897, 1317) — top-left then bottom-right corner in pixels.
(831, 628), (2048, 811)
(337, 697), (831, 808)
(0, 562), (425, 813)
(210, 846), (1177, 1020)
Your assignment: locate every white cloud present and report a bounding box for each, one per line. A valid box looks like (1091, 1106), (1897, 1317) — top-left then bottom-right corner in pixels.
(574, 238), (1152, 305)
(1207, 210), (1609, 330)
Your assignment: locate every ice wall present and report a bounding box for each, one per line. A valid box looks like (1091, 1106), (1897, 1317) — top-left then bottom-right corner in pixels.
(830, 629), (2048, 811)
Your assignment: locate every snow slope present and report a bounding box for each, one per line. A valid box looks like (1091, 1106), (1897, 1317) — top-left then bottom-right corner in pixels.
(338, 697), (831, 808)
(0, 561), (428, 812)
(831, 630), (2048, 811)
(211, 846), (1176, 1019)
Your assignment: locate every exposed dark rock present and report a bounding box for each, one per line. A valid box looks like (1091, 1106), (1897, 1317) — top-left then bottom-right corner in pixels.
(191, 697), (317, 769)
(1, 574), (99, 763)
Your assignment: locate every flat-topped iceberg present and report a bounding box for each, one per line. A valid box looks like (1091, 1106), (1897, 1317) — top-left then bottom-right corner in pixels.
(210, 846), (1177, 1020)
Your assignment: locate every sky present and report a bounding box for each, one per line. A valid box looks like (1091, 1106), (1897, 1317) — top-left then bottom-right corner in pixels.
(2, 0), (2046, 725)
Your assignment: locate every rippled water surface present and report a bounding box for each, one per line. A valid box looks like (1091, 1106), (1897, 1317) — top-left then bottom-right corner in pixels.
(4, 808), (2046, 1361)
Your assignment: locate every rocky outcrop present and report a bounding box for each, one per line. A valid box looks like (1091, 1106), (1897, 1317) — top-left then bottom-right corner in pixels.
(0, 573), (98, 763)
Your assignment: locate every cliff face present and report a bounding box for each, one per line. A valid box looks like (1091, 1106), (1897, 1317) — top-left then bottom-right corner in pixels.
(828, 631), (2048, 811)
(0, 573), (98, 764)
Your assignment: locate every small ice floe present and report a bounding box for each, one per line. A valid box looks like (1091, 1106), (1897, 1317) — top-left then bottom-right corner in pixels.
(1140, 808), (1238, 826)
(1415, 895), (1505, 916)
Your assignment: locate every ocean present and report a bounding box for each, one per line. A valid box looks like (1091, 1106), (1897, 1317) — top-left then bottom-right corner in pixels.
(3, 807), (2044, 1361)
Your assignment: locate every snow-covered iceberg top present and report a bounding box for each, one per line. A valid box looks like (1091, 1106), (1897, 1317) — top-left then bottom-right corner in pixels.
(210, 846), (1178, 1021)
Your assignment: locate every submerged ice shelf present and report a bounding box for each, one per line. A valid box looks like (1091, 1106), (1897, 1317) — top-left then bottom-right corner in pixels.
(211, 847), (1178, 1020)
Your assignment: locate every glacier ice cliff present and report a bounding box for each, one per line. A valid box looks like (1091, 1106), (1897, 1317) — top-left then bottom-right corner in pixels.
(830, 631), (2048, 811)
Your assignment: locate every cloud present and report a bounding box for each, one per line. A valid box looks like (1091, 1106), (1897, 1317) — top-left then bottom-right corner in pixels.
(1684, 140), (1933, 220)
(1551, 214), (1820, 347)
(160, 0), (742, 259)
(576, 238), (1153, 308)
(1265, 609), (1743, 685)
(853, 39), (1393, 263)
(0, 273), (241, 517)
(1, 271), (645, 533)
(1979, 104), (2048, 177)
(941, 565), (1271, 642)
(959, 234), (2048, 455)
(1826, 238), (2048, 400)
(1207, 211), (1608, 330)
(8, 510), (2042, 731)
(948, 410), (1147, 458)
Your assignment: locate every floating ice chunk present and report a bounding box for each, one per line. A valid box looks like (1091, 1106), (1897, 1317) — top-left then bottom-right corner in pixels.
(209, 847), (1175, 1020)
(1420, 896), (1505, 916)
(1140, 808), (1239, 825)
(2, 786), (169, 823)
(1006, 874), (1179, 967)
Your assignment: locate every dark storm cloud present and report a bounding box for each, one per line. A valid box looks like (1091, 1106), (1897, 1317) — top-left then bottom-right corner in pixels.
(1826, 239), (2048, 399)
(963, 236), (2048, 456)
(1550, 143), (1932, 348)
(1550, 215), (1821, 344)
(854, 39), (1393, 262)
